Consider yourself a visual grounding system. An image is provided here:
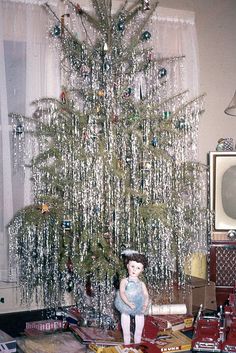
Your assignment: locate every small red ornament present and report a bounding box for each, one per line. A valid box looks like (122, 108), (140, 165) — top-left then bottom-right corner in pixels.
(67, 257), (73, 272)
(60, 91), (67, 104)
(123, 87), (133, 99)
(85, 276), (94, 297)
(112, 114), (118, 124)
(148, 51), (154, 62)
(75, 4), (83, 15)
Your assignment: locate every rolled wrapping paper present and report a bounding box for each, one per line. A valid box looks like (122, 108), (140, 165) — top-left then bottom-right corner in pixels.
(148, 303), (187, 316)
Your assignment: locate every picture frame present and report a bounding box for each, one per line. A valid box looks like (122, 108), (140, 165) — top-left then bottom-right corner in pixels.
(209, 151), (236, 231)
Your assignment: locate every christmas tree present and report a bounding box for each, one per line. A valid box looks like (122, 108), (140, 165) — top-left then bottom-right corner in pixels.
(9, 0), (208, 323)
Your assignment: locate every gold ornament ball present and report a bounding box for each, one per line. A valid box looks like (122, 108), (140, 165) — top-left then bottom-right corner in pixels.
(98, 90), (105, 97)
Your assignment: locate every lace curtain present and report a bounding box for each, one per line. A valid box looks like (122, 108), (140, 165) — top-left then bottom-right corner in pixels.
(0, 1), (199, 281)
(152, 7), (199, 98)
(0, 0), (60, 280)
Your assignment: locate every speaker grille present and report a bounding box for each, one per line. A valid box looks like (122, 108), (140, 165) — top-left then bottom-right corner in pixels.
(215, 246), (236, 286)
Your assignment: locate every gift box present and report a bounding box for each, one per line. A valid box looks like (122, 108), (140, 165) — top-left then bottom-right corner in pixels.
(0, 329), (16, 352)
(149, 276), (216, 315)
(191, 279), (217, 313)
(143, 314), (194, 340)
(154, 330), (192, 353)
(25, 319), (64, 332)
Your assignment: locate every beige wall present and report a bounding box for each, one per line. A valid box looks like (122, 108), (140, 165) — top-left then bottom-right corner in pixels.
(158, 0), (236, 164)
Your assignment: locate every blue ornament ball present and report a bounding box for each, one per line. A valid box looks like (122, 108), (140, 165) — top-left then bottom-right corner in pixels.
(141, 31), (151, 41)
(53, 25), (61, 37)
(117, 20), (125, 32)
(62, 219), (72, 230)
(162, 111), (171, 120)
(158, 68), (167, 79)
(15, 124), (24, 135)
(103, 58), (111, 71)
(151, 136), (158, 147)
(175, 118), (186, 130)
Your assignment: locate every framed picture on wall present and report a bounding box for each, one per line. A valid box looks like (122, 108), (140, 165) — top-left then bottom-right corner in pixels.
(209, 151), (236, 230)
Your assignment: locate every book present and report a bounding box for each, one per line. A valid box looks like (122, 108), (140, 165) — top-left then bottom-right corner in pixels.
(151, 330), (192, 353)
(0, 329), (16, 353)
(155, 315), (193, 331)
(89, 341), (162, 353)
(143, 315), (193, 340)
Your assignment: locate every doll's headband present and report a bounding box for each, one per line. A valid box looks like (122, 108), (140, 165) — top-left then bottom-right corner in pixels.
(121, 249), (148, 268)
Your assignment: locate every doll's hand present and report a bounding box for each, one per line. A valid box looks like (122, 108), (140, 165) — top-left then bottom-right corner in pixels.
(128, 302), (135, 309)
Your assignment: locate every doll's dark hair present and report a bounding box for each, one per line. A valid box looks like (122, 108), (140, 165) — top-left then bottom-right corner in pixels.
(123, 253), (148, 269)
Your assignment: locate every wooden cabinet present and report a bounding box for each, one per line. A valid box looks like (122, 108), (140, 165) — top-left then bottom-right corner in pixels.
(209, 152), (236, 306)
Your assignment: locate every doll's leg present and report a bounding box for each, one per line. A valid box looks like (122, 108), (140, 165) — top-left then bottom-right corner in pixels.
(134, 314), (144, 344)
(121, 313), (131, 345)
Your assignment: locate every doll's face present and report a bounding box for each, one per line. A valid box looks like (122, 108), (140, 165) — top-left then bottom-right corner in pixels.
(127, 260), (144, 278)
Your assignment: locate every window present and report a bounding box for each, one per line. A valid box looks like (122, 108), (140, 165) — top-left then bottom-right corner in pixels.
(0, 0), (60, 281)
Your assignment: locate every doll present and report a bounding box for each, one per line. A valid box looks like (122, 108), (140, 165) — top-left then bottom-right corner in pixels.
(114, 250), (149, 345)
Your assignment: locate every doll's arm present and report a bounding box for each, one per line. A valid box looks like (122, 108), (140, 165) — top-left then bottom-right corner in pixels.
(119, 278), (135, 309)
(141, 282), (149, 312)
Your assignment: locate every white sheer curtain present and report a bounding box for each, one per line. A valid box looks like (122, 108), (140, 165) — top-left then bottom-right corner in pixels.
(0, 1), (199, 281)
(151, 7), (199, 98)
(0, 0), (60, 281)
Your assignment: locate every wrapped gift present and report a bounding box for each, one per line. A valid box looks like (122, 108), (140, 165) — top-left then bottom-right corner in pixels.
(25, 319), (64, 332)
(143, 314), (194, 339)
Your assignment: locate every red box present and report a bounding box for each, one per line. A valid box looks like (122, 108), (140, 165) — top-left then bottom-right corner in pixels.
(143, 314), (194, 340)
(25, 319), (64, 332)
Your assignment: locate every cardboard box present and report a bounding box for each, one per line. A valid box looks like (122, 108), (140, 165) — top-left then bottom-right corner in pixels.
(174, 277), (217, 314)
(149, 276), (217, 315)
(191, 280), (217, 312)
